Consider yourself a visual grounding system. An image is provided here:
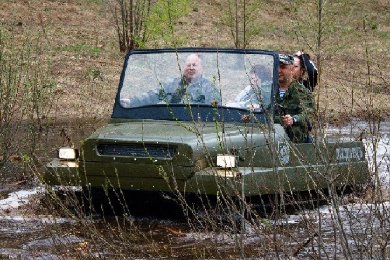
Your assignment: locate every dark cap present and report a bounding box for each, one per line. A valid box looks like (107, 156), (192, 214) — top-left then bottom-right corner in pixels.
(279, 54), (294, 65)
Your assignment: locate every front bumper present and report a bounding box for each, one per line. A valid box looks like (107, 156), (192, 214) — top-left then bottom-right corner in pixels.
(43, 159), (81, 186)
(42, 158), (370, 197)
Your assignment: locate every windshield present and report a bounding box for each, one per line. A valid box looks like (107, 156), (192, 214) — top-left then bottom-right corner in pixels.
(119, 51), (275, 111)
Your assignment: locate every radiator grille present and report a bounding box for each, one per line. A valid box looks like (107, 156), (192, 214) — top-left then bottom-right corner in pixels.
(96, 143), (176, 159)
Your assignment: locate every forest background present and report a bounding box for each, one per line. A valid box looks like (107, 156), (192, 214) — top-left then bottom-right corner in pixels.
(0, 0), (389, 180)
(0, 0), (389, 258)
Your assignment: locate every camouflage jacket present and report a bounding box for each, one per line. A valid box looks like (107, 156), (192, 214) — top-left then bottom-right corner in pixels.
(274, 82), (315, 143)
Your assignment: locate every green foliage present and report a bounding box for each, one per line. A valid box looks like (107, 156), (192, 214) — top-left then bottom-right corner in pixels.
(145, 0), (191, 47)
(60, 44), (102, 56)
(219, 0), (264, 48)
(0, 29), (54, 165)
(108, 0), (153, 51)
(109, 0), (189, 51)
(21, 154), (32, 163)
(88, 68), (103, 81)
(286, 0), (389, 55)
(378, 31), (389, 40)
(83, 0), (103, 4)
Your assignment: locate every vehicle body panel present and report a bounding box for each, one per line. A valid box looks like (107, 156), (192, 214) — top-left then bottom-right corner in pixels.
(44, 48), (370, 202)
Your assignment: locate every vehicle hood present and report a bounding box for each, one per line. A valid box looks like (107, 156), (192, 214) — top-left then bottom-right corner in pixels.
(82, 120), (271, 164)
(89, 120), (220, 145)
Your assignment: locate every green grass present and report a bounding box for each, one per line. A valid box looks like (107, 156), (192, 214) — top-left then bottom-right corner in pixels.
(60, 44), (102, 56)
(378, 31), (389, 40)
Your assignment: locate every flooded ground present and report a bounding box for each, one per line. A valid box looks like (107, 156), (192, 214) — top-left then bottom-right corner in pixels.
(0, 120), (389, 258)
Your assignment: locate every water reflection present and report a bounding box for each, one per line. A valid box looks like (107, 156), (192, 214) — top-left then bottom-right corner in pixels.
(0, 121), (388, 258)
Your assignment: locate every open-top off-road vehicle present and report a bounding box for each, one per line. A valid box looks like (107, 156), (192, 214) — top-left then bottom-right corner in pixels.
(44, 48), (369, 214)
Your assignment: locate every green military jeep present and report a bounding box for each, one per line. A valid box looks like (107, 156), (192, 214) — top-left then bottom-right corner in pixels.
(44, 48), (369, 213)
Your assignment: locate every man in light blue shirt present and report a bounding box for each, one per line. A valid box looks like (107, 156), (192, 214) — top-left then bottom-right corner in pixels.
(124, 54), (221, 107)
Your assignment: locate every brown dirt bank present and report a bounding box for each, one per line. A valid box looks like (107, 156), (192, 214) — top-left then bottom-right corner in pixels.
(1, 0), (389, 186)
(1, 0), (389, 120)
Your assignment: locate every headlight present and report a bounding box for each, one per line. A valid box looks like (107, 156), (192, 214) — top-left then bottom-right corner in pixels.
(58, 147), (79, 160)
(217, 154), (236, 168)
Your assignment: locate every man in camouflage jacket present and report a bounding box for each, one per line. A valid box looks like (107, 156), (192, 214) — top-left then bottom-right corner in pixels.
(275, 54), (315, 143)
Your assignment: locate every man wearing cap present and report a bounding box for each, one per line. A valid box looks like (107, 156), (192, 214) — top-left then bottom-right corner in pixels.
(275, 54), (315, 143)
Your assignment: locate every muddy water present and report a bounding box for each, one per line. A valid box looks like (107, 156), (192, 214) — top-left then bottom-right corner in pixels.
(0, 121), (389, 258)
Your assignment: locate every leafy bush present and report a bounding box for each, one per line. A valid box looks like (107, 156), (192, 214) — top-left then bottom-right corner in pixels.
(0, 30), (54, 169)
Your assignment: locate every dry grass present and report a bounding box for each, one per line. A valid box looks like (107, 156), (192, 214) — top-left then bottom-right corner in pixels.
(1, 2), (389, 258)
(1, 0), (389, 122)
